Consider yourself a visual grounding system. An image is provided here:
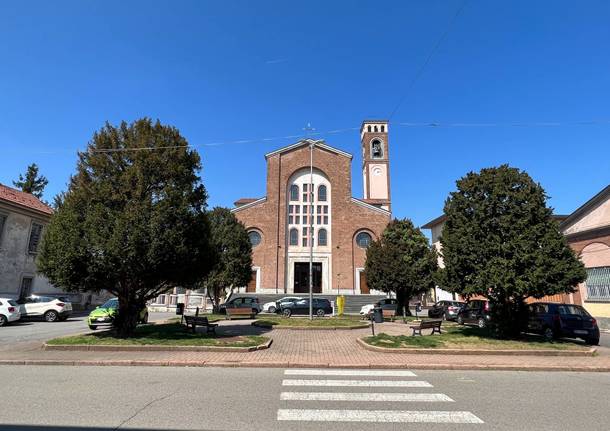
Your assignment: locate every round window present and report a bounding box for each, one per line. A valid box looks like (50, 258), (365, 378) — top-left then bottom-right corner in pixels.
(356, 231), (372, 248)
(248, 231), (262, 247)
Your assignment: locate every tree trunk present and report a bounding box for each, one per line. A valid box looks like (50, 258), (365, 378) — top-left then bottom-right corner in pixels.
(115, 295), (143, 338)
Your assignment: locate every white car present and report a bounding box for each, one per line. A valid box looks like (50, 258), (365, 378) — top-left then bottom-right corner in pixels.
(262, 296), (303, 313)
(19, 295), (72, 322)
(0, 298), (21, 326)
(359, 303), (375, 317)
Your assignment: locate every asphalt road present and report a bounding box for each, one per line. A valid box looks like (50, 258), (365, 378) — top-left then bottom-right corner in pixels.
(0, 366), (608, 431)
(0, 312), (176, 347)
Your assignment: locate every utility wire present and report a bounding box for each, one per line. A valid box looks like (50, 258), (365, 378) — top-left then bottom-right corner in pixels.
(388, 0), (468, 120)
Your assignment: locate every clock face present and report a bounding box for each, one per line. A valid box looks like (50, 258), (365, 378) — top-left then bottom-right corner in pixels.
(373, 167), (382, 176)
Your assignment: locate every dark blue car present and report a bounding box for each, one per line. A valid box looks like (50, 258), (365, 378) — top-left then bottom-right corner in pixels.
(526, 302), (599, 345)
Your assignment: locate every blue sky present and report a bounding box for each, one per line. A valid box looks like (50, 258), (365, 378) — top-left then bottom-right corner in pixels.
(1, 0), (609, 227)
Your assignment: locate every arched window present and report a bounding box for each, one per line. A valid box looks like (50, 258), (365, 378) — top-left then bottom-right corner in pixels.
(289, 228), (298, 246)
(248, 231), (262, 247)
(318, 228), (327, 246)
(356, 231), (372, 248)
(290, 184), (299, 201)
(318, 185), (327, 202)
(367, 125), (372, 132)
(371, 139), (383, 158)
(374, 125), (378, 132)
(380, 125), (385, 132)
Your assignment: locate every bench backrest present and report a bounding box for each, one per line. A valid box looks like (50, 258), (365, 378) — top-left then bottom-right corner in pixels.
(420, 320), (442, 328)
(382, 309), (395, 316)
(226, 307), (254, 315)
(185, 315), (209, 324)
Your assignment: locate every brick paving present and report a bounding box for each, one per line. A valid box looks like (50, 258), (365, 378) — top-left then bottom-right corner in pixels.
(1, 320), (609, 371)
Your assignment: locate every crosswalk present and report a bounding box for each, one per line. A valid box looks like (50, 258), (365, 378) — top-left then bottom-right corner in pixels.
(276, 368), (484, 425)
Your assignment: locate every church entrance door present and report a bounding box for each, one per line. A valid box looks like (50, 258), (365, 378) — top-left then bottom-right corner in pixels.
(294, 262), (322, 293)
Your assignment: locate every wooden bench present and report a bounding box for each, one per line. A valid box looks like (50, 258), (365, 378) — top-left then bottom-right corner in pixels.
(409, 319), (442, 336)
(226, 307), (256, 320)
(382, 309), (396, 322)
(183, 315), (218, 334)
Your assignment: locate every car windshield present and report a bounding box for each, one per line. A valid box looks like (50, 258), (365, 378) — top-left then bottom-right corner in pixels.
(8, 300), (18, 306)
(100, 299), (118, 309)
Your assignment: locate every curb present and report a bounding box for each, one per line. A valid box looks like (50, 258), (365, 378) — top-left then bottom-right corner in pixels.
(252, 322), (369, 331)
(1, 359), (609, 372)
(43, 338), (272, 353)
(356, 338), (597, 357)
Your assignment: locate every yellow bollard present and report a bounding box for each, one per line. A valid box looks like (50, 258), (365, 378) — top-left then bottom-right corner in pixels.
(337, 295), (345, 316)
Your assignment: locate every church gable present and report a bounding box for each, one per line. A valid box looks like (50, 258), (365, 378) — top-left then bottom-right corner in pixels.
(264, 139), (352, 160)
(562, 185), (610, 235)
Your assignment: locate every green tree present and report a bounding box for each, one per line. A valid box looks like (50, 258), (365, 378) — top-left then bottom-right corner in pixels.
(37, 119), (213, 337)
(440, 165), (586, 338)
(13, 163), (48, 199)
(365, 219), (438, 316)
(202, 207), (253, 312)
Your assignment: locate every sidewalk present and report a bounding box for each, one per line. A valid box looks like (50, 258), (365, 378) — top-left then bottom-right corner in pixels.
(2, 321), (610, 371)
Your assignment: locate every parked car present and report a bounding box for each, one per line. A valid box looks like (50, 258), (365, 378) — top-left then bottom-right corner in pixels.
(18, 295), (72, 322)
(456, 299), (491, 328)
(427, 300), (465, 321)
(87, 298), (149, 330)
(359, 298), (398, 317)
(0, 298), (21, 326)
(262, 296), (302, 313)
(278, 298), (333, 317)
(525, 302), (600, 345)
(219, 296), (261, 314)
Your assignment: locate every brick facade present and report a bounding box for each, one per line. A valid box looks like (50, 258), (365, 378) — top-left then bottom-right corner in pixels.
(232, 122), (392, 294)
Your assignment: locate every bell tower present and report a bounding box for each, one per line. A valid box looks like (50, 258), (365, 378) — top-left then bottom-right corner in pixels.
(361, 120), (391, 212)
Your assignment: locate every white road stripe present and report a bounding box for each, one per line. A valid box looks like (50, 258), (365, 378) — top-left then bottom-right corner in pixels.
(277, 409), (484, 423)
(284, 369), (417, 377)
(282, 379), (433, 387)
(280, 392), (454, 402)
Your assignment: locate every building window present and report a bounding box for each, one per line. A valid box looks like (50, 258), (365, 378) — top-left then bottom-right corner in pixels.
(356, 231), (372, 248)
(248, 230), (262, 248)
(380, 125), (385, 132)
(585, 267), (610, 301)
(318, 228), (327, 246)
(0, 213), (7, 245)
(155, 294), (167, 305)
(367, 125), (371, 132)
(28, 222), (44, 254)
(290, 184), (299, 201)
(289, 228), (298, 246)
(371, 139), (383, 159)
(20, 277), (33, 299)
(318, 185), (327, 201)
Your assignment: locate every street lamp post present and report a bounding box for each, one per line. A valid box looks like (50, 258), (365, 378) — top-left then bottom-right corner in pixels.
(308, 139), (314, 320)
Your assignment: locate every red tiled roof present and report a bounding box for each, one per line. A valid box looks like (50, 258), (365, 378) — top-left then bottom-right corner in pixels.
(0, 183), (53, 215)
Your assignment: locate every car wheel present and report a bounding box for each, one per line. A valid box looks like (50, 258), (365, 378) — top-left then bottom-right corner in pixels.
(316, 309), (325, 317)
(0, 315), (7, 327)
(457, 315), (464, 325)
(88, 325), (97, 330)
(585, 337), (599, 346)
(283, 308), (292, 317)
(44, 310), (59, 322)
(543, 327), (555, 341)
(477, 317), (486, 329)
(268, 306), (276, 314)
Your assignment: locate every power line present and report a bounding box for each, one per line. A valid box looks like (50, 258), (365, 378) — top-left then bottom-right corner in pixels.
(388, 0), (468, 120)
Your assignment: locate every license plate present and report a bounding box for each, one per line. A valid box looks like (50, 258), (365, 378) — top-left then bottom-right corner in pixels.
(96, 318), (106, 322)
(574, 329), (588, 335)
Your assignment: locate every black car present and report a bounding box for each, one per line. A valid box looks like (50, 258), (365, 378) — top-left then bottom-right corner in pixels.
(525, 302), (600, 345)
(428, 300), (465, 321)
(218, 296), (261, 314)
(456, 299), (491, 328)
(278, 298), (332, 317)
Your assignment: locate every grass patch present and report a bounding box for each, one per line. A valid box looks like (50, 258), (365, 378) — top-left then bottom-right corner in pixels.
(364, 325), (589, 350)
(48, 323), (268, 347)
(255, 315), (367, 328)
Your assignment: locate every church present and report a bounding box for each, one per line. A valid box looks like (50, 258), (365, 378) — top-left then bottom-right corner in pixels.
(231, 120), (392, 295)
